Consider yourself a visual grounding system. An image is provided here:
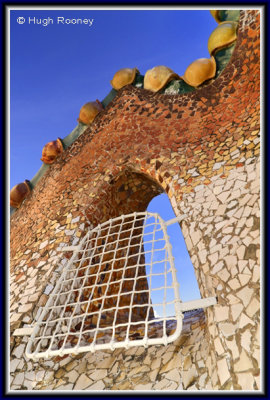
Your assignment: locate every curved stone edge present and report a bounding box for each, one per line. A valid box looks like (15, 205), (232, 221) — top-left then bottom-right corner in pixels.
(10, 10), (241, 216)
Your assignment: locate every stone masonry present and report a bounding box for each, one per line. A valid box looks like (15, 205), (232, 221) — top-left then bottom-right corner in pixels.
(10, 10), (260, 391)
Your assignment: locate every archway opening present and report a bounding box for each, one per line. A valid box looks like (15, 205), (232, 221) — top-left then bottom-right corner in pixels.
(146, 193), (201, 318)
(82, 169), (202, 320)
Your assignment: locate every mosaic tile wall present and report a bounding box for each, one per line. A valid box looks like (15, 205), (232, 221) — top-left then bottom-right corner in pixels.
(10, 10), (260, 391)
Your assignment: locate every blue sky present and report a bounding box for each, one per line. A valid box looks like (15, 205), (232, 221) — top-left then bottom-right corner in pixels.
(10, 8), (218, 304)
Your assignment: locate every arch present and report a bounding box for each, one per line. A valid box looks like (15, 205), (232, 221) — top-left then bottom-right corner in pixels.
(10, 10), (260, 390)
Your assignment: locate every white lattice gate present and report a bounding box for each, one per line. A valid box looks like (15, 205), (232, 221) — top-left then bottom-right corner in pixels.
(21, 212), (216, 360)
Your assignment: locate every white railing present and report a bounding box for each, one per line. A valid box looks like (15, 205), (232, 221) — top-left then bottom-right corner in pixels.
(24, 212), (216, 360)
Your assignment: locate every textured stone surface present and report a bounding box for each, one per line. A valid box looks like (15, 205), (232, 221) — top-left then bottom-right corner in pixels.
(9, 10), (260, 392)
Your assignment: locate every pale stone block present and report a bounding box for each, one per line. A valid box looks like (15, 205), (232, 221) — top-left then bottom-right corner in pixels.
(238, 260), (248, 272)
(241, 330), (252, 353)
(219, 322), (237, 338)
(217, 357), (230, 386)
(250, 229), (260, 239)
(242, 206), (252, 219)
(96, 357), (114, 370)
(208, 324), (218, 337)
(134, 383), (153, 390)
(143, 354), (152, 365)
(214, 337), (224, 355)
(252, 265), (260, 282)
(25, 276), (37, 289)
(77, 360), (87, 374)
(23, 379), (37, 390)
(202, 263), (210, 274)
(185, 235), (193, 251)
(243, 266), (252, 275)
(225, 338), (239, 360)
(151, 357), (161, 370)
(246, 298), (260, 318)
(166, 381), (178, 390)
(44, 370), (55, 383)
(10, 359), (20, 373)
(233, 208), (244, 219)
(237, 286), (254, 307)
(191, 231), (201, 247)
(165, 368), (181, 383)
(198, 249), (207, 264)
(162, 353), (182, 373)
(231, 303), (244, 322)
(238, 274), (251, 286)
(216, 194), (230, 207)
(183, 355), (192, 370)
(87, 380), (105, 390)
(212, 261), (224, 274)
(19, 295), (29, 305)
(36, 371), (45, 381)
(227, 294), (241, 305)
(224, 255), (237, 269)
(198, 372), (207, 388)
(213, 185), (223, 195)
(181, 367), (197, 389)
(209, 238), (217, 248)
(39, 240), (48, 250)
(17, 359), (24, 370)
(220, 234), (231, 245)
(128, 365), (150, 377)
(239, 313), (255, 329)
(37, 260), (46, 268)
(237, 372), (254, 390)
(234, 180), (246, 190)
(149, 368), (159, 382)
(12, 344), (25, 359)
(219, 247), (229, 258)
(234, 350), (253, 372)
(74, 374), (93, 390)
(12, 372), (24, 386)
(110, 361), (119, 376)
(223, 226), (234, 234)
(55, 384), (74, 390)
(29, 293), (40, 302)
(230, 265), (239, 276)
(242, 236), (253, 247)
(162, 351), (174, 365)
(228, 278), (241, 290)
(217, 268), (230, 282)
(18, 303), (32, 313)
(153, 378), (170, 390)
(211, 244), (222, 253)
(90, 369), (107, 381)
(197, 360), (205, 368)
(215, 306), (229, 322)
(240, 227), (251, 239)
(215, 221), (227, 231)
(208, 252), (219, 265)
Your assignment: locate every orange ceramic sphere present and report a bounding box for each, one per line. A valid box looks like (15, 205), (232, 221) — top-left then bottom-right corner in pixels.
(41, 138), (64, 165)
(77, 101), (103, 125)
(10, 180), (31, 208)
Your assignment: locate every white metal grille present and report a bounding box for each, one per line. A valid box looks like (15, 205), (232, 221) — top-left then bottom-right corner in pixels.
(25, 212), (216, 360)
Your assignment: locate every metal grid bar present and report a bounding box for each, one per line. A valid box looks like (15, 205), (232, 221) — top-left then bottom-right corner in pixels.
(25, 212), (213, 360)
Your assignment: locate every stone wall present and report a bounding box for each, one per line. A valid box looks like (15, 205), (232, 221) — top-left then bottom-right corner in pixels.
(11, 310), (209, 391)
(10, 10), (260, 391)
